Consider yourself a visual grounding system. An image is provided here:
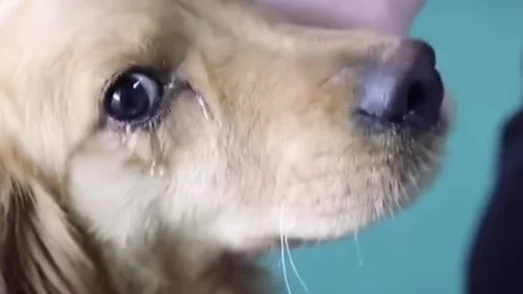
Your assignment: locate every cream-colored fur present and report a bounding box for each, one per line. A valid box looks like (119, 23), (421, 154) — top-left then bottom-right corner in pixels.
(0, 0), (452, 293)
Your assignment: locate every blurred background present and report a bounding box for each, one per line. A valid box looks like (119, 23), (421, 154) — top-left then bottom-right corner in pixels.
(265, 0), (523, 293)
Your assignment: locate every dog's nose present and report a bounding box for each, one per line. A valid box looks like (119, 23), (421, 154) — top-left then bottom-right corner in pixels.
(357, 40), (444, 131)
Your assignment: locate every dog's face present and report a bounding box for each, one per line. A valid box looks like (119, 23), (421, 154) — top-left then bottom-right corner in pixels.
(0, 0), (451, 291)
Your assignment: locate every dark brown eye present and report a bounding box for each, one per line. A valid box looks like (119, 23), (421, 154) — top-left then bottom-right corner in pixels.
(103, 68), (163, 123)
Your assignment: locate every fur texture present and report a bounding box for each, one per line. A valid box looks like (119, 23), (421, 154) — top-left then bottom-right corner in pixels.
(0, 0), (452, 293)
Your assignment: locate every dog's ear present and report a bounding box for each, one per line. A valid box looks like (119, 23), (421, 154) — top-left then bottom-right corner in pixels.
(0, 149), (108, 294)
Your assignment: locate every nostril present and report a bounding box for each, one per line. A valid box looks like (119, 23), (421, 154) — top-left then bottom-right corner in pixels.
(396, 67), (444, 128)
(400, 73), (442, 128)
(406, 81), (425, 114)
(376, 77), (435, 125)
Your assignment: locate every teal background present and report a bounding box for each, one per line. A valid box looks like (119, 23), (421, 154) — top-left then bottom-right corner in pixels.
(266, 0), (523, 293)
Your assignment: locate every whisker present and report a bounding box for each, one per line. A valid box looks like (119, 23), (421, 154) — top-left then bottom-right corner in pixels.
(280, 204), (293, 294)
(280, 235), (293, 294)
(353, 232), (364, 267)
(285, 235), (309, 293)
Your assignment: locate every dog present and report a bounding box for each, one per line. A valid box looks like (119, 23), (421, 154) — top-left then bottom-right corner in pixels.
(0, 0), (452, 293)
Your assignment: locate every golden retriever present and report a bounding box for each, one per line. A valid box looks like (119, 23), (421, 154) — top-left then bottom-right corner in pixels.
(0, 0), (452, 293)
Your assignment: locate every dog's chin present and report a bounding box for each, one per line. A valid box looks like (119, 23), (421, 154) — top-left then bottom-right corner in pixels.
(233, 238), (323, 262)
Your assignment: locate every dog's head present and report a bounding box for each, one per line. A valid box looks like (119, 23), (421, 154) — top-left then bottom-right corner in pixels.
(0, 0), (452, 292)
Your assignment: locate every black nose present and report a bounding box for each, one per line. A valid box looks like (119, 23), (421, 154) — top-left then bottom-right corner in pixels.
(357, 40), (444, 132)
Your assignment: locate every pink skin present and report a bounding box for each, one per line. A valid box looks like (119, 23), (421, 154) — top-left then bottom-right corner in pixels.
(256, 0), (427, 36)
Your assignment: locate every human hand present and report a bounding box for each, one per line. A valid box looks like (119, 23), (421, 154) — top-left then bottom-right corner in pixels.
(256, 0), (427, 36)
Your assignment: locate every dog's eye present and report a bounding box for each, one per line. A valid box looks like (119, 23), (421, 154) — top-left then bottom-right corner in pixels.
(103, 68), (163, 123)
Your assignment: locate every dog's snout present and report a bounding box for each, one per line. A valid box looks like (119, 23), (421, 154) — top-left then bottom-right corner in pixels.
(357, 40), (444, 132)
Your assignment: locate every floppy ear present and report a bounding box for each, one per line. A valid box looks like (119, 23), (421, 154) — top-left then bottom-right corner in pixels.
(0, 150), (109, 294)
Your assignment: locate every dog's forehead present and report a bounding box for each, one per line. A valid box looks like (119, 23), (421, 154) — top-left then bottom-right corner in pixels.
(0, 0), (193, 75)
(0, 0), (180, 36)
(1, 0), (250, 65)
